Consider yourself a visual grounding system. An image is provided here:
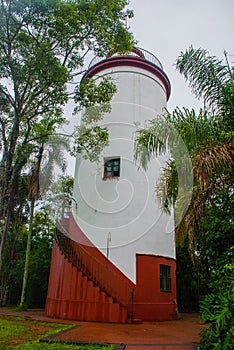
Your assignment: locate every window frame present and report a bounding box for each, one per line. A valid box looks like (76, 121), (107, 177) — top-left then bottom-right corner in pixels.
(103, 157), (121, 179)
(160, 264), (171, 292)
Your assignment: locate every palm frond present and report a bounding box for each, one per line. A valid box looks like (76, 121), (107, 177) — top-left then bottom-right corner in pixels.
(39, 135), (70, 193)
(193, 143), (234, 191)
(176, 46), (230, 113)
(134, 115), (177, 169)
(168, 108), (223, 153)
(156, 160), (178, 213)
(176, 176), (229, 258)
(176, 142), (233, 257)
(134, 128), (166, 169)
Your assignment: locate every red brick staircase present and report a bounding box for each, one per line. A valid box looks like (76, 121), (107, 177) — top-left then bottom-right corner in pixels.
(46, 218), (135, 323)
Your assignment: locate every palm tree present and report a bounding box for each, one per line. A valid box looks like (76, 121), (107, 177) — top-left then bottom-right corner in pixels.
(135, 47), (234, 255)
(19, 135), (69, 308)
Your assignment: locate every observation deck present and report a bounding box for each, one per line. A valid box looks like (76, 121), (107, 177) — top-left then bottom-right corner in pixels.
(88, 47), (164, 70)
(84, 46), (170, 100)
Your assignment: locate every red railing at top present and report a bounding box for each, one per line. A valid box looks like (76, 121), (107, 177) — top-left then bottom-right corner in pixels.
(55, 224), (135, 308)
(88, 46), (163, 70)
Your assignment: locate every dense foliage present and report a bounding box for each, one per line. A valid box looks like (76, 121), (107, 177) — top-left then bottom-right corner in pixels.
(200, 249), (234, 349)
(176, 183), (234, 313)
(6, 210), (55, 307)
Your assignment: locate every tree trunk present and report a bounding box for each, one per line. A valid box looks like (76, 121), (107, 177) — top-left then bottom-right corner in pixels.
(20, 198), (35, 308)
(0, 278), (9, 306)
(0, 209), (11, 272)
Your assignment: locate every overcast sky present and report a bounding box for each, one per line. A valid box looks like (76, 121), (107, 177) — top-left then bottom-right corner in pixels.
(127, 0), (234, 111)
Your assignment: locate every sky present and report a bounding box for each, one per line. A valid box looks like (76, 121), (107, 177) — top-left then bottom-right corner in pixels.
(127, 0), (234, 111)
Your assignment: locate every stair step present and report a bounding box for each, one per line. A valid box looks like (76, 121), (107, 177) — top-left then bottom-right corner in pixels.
(128, 318), (143, 324)
(54, 232), (129, 322)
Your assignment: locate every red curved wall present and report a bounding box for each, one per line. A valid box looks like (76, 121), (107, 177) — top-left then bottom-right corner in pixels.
(134, 254), (177, 321)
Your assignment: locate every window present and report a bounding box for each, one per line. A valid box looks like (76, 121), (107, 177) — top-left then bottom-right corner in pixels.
(160, 264), (171, 292)
(103, 158), (120, 179)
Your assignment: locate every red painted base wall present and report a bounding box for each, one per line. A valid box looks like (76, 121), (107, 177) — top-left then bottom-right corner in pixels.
(134, 254), (177, 321)
(46, 216), (177, 322)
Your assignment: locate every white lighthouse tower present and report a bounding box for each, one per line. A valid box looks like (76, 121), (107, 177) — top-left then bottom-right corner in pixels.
(46, 47), (177, 322)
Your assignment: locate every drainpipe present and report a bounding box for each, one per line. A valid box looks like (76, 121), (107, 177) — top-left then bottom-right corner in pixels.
(107, 232), (111, 259)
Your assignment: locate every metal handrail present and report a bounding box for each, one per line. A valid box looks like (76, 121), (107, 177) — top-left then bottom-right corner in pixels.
(88, 46), (163, 70)
(55, 226), (134, 307)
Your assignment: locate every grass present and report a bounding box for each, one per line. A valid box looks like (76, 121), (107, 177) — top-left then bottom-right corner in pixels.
(0, 314), (114, 350)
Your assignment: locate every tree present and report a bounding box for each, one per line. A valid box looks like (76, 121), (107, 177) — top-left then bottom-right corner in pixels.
(26, 210), (55, 308)
(135, 47), (234, 254)
(7, 209), (55, 307)
(0, 0), (134, 272)
(198, 181), (234, 273)
(42, 175), (74, 221)
(19, 134), (69, 308)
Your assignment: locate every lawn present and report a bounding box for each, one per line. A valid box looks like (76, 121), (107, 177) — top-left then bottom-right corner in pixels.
(0, 315), (114, 350)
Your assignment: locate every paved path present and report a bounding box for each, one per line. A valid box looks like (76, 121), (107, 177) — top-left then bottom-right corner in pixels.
(0, 308), (204, 349)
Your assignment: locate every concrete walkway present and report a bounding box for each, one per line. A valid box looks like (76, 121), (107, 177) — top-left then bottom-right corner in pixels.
(0, 308), (204, 349)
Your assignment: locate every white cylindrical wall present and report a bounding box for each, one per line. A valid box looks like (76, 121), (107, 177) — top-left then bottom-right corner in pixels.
(73, 61), (175, 282)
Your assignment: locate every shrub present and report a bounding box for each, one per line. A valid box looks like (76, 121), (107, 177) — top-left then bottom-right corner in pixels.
(200, 248), (234, 349)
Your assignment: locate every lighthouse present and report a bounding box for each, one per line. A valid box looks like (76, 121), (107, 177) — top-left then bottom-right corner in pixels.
(46, 47), (177, 322)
